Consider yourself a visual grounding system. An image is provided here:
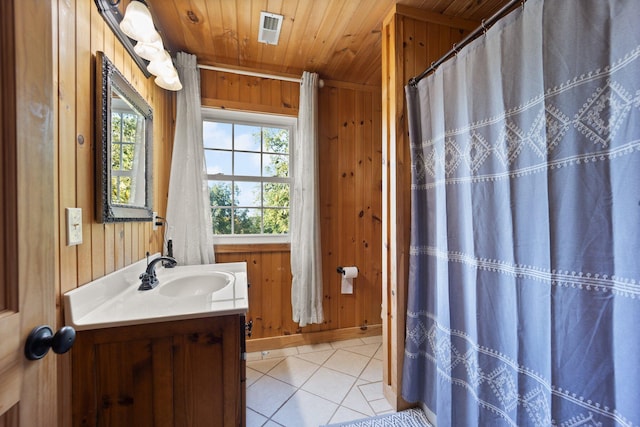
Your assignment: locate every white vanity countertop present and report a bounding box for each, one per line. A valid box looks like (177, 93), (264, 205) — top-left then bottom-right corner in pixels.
(64, 255), (248, 331)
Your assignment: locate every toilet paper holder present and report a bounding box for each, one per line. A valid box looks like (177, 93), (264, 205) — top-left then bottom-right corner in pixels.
(336, 266), (358, 275)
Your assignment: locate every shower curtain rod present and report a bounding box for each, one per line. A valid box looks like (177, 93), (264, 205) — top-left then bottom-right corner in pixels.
(408, 0), (525, 87)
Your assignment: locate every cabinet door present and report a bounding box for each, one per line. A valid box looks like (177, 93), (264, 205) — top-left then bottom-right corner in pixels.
(173, 329), (225, 426)
(94, 339), (171, 427)
(73, 316), (243, 427)
(174, 316), (241, 427)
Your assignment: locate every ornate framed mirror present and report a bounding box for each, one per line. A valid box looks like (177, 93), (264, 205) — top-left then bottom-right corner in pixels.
(95, 51), (153, 223)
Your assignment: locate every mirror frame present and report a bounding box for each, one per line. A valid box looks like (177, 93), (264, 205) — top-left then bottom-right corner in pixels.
(95, 51), (154, 223)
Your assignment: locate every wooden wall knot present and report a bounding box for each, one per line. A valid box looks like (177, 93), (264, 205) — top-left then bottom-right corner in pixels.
(117, 395), (134, 406)
(101, 395), (112, 409)
(206, 333), (222, 345)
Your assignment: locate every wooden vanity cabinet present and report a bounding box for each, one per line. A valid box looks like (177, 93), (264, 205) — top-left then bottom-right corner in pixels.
(72, 315), (246, 427)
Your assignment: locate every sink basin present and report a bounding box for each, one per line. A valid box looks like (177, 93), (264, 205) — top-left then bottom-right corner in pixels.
(158, 272), (234, 297)
(63, 255), (248, 331)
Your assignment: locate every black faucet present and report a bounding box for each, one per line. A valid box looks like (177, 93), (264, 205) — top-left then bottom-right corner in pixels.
(138, 256), (177, 291)
(163, 239), (175, 268)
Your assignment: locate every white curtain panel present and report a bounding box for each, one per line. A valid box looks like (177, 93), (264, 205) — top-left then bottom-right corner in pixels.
(130, 117), (146, 207)
(291, 71), (324, 327)
(165, 52), (215, 265)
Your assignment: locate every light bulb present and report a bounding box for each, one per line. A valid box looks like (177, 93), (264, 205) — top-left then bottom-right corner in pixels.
(147, 50), (174, 76)
(155, 73), (182, 91)
(134, 31), (164, 61)
(119, 1), (156, 43)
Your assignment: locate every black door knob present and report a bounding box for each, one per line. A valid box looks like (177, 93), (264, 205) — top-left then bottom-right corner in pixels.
(24, 325), (76, 361)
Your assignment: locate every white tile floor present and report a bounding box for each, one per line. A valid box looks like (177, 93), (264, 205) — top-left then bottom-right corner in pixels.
(246, 335), (394, 427)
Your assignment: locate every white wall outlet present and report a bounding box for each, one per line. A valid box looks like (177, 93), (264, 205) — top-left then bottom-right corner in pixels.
(66, 207), (82, 246)
(152, 211), (158, 231)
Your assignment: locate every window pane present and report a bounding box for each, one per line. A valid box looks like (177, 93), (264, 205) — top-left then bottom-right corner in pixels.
(122, 144), (135, 171)
(234, 152), (261, 176)
(263, 154), (288, 177)
(203, 121), (232, 149)
(263, 182), (289, 208)
(234, 181), (261, 207)
(208, 181), (233, 207)
(205, 149), (232, 175)
(122, 113), (138, 142)
(235, 125), (261, 151)
(234, 208), (261, 234)
(112, 114), (122, 142)
(111, 144), (121, 170)
(112, 176), (132, 204)
(111, 177), (119, 203)
(263, 208), (289, 234)
(211, 207), (232, 234)
(263, 127), (289, 154)
(120, 177), (132, 203)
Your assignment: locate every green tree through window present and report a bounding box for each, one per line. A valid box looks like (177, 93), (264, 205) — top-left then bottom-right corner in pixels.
(262, 128), (289, 234)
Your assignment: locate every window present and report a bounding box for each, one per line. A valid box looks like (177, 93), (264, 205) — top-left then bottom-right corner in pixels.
(111, 99), (146, 206)
(202, 109), (295, 243)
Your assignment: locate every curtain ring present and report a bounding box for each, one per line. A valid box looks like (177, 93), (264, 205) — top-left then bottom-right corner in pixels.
(481, 19), (487, 35)
(453, 43), (459, 56)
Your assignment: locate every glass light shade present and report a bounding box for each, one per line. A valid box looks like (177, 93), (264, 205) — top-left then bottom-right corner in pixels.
(119, 1), (156, 43)
(147, 50), (175, 77)
(155, 73), (182, 91)
(133, 32), (164, 61)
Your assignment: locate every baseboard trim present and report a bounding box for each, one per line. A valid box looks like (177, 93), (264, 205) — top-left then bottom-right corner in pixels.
(246, 324), (382, 353)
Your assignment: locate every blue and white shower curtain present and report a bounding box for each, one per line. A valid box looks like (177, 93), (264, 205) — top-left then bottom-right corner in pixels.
(402, 1), (640, 426)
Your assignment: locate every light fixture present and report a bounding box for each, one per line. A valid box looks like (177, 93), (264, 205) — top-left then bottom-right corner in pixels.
(155, 73), (183, 91)
(133, 31), (164, 61)
(147, 50), (176, 77)
(118, 0), (182, 91)
(119, 1), (156, 43)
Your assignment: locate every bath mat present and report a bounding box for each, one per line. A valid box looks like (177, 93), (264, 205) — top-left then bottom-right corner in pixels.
(323, 408), (433, 427)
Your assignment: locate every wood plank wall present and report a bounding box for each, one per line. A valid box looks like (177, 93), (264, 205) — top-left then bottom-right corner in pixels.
(202, 70), (383, 342)
(55, 0), (174, 425)
(201, 69), (300, 115)
(380, 5), (476, 409)
(56, 0), (172, 299)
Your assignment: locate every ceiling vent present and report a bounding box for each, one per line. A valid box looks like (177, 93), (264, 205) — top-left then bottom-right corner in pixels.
(258, 12), (283, 45)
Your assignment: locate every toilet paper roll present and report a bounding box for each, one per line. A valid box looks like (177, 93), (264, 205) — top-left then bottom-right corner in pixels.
(341, 266), (358, 294)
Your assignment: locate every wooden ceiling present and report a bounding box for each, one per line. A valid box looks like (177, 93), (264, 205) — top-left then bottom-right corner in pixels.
(146, 0), (512, 86)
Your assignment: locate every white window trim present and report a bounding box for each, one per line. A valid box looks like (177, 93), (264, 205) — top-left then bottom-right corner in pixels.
(202, 107), (296, 245)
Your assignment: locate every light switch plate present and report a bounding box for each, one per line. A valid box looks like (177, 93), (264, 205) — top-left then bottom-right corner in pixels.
(66, 207), (83, 246)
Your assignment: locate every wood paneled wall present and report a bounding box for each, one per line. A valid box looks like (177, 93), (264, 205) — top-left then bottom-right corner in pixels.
(381, 4), (475, 409)
(318, 81), (383, 335)
(55, 0), (174, 425)
(203, 71), (383, 342)
(201, 69), (300, 115)
(56, 0), (173, 301)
